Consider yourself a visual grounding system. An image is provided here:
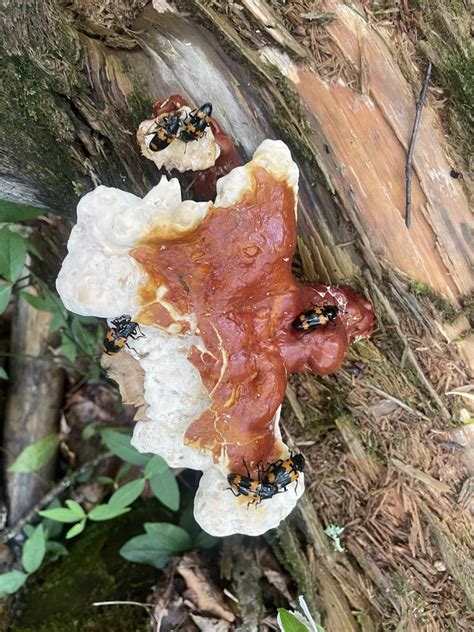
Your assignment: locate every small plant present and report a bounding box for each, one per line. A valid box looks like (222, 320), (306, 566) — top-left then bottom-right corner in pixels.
(71, 180), (82, 197)
(277, 596), (326, 632)
(324, 523), (345, 552)
(0, 517), (67, 599)
(40, 430), (218, 561)
(1, 429), (219, 597)
(0, 201), (42, 315)
(38, 430), (180, 536)
(0, 525), (46, 598)
(0, 200), (103, 377)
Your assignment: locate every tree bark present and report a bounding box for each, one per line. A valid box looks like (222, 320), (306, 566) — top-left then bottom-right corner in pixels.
(1, 0), (472, 629)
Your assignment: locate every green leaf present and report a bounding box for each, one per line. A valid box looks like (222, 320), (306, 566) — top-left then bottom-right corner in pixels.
(144, 523), (192, 553)
(109, 478), (145, 509)
(8, 433), (59, 473)
(70, 317), (100, 356)
(88, 504), (131, 521)
(23, 525), (35, 538)
(194, 530), (220, 550)
(99, 429), (150, 466)
(49, 310), (66, 333)
(150, 469), (180, 511)
(75, 315), (101, 326)
(21, 525), (46, 574)
(25, 238), (43, 260)
(66, 520), (86, 539)
(76, 467), (94, 484)
(82, 422), (98, 440)
(97, 476), (114, 485)
(144, 455), (168, 479)
(89, 363), (102, 381)
(115, 462), (131, 482)
(41, 498), (64, 538)
(0, 283), (12, 314)
(21, 290), (56, 313)
(38, 508), (81, 523)
(178, 503), (200, 538)
(65, 500), (86, 518)
(46, 541), (68, 560)
(0, 571), (28, 598)
(277, 609), (311, 632)
(0, 367), (8, 380)
(59, 335), (77, 363)
(119, 534), (170, 569)
(0, 227), (27, 282)
(0, 201), (44, 223)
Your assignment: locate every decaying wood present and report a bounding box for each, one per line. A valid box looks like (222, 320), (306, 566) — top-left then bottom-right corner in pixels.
(225, 538), (264, 632)
(240, 0), (307, 59)
(3, 288), (64, 525)
(390, 457), (451, 494)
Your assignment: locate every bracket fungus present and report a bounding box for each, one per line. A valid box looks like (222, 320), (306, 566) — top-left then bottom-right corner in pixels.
(137, 95), (221, 173)
(57, 128), (374, 536)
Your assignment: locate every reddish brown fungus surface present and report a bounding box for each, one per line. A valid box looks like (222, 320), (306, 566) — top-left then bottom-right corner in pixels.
(131, 164), (374, 474)
(191, 119), (243, 201)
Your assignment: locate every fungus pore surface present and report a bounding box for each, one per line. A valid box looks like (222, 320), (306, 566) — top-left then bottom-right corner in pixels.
(57, 138), (374, 536)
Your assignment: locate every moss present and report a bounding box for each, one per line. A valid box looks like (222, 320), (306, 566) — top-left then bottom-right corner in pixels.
(263, 63), (322, 173)
(13, 502), (167, 632)
(266, 521), (319, 616)
(71, 181), (83, 198)
(409, 282), (459, 322)
(0, 54), (80, 214)
(0, 0), (86, 213)
(126, 81), (154, 130)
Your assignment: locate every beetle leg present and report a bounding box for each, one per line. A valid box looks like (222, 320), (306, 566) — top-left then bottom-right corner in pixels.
(226, 486), (240, 498)
(125, 342), (138, 353)
(242, 458), (251, 478)
(133, 325), (145, 339)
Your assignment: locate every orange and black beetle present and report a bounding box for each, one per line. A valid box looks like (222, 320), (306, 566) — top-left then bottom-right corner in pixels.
(262, 453), (305, 491)
(103, 315), (144, 355)
(146, 114), (181, 152)
(179, 103), (212, 142)
(227, 473), (278, 506)
(291, 304), (339, 332)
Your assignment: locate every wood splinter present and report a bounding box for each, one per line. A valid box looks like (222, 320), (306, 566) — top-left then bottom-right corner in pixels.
(405, 61), (432, 229)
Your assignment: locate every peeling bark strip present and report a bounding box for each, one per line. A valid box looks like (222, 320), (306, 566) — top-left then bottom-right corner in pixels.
(240, 0), (307, 58)
(405, 62), (432, 228)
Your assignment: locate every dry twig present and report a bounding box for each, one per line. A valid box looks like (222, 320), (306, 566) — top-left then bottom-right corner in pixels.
(405, 61), (432, 228)
(0, 451), (112, 544)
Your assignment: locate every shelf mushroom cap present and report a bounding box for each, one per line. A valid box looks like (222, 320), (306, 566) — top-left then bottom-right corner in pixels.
(137, 105), (221, 173)
(56, 138), (374, 536)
